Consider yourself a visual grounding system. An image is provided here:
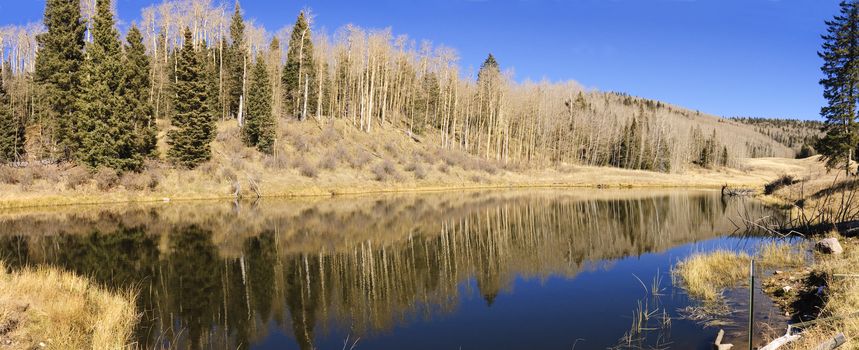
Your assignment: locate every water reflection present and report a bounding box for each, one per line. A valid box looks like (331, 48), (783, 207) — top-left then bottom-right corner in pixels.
(0, 190), (779, 349)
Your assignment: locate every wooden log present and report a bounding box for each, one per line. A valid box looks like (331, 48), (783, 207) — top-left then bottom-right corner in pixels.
(759, 333), (801, 350)
(713, 329), (734, 350)
(814, 333), (846, 350)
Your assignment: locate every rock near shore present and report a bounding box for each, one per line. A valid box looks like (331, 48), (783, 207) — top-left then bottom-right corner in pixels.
(816, 238), (844, 255)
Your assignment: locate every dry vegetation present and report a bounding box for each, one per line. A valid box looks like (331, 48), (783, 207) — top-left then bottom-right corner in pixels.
(0, 261), (137, 349)
(0, 117), (813, 209)
(673, 242), (807, 303)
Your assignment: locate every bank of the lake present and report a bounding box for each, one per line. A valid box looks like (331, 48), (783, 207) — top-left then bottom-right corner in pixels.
(0, 155), (819, 209)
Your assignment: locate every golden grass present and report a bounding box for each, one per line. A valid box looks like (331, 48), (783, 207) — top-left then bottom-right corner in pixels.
(673, 242), (806, 303)
(0, 262), (137, 349)
(0, 119), (820, 210)
(779, 236), (859, 349)
(674, 250), (751, 302)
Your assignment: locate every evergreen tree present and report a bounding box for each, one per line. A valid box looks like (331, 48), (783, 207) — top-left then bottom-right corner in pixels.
(244, 57), (275, 154)
(817, 1), (859, 175)
(227, 2), (246, 118)
(123, 25), (157, 157)
(77, 0), (142, 171)
(0, 71), (24, 163)
(283, 11), (317, 120)
(34, 0), (85, 159)
(477, 54), (500, 84)
(167, 28), (215, 168)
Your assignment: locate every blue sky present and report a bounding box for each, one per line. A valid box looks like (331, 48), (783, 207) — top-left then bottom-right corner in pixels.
(0, 0), (839, 119)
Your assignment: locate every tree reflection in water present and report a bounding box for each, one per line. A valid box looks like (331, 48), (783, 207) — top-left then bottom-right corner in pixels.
(0, 190), (781, 349)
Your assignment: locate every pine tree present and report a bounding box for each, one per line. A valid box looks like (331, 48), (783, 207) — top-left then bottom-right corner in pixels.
(0, 70), (24, 163)
(123, 25), (157, 158)
(227, 2), (246, 118)
(283, 11), (317, 120)
(244, 57), (275, 154)
(34, 0), (85, 159)
(167, 28), (214, 169)
(77, 0), (142, 171)
(817, 1), (859, 175)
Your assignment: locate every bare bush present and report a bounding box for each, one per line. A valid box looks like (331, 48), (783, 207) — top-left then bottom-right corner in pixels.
(66, 166), (91, 190)
(291, 134), (310, 152)
(319, 124), (340, 145)
(372, 159), (402, 182)
(405, 162), (427, 179)
(120, 171), (160, 191)
(347, 148), (373, 170)
(0, 166), (18, 184)
(30, 165), (62, 182)
(94, 167), (119, 191)
(294, 158), (318, 178)
(17, 168), (34, 188)
(319, 152), (339, 170)
(263, 153), (290, 170)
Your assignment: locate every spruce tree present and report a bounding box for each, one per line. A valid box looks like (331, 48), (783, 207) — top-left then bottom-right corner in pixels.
(227, 2), (246, 118)
(0, 70), (24, 163)
(244, 57), (275, 154)
(34, 0), (85, 159)
(817, 1), (859, 175)
(77, 0), (142, 171)
(123, 25), (157, 157)
(283, 11), (317, 120)
(167, 28), (214, 169)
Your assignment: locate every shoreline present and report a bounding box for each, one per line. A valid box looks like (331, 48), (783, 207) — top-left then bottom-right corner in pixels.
(0, 179), (753, 211)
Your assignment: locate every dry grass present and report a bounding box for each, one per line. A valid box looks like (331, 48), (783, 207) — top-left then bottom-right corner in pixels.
(0, 261), (137, 349)
(673, 242), (806, 303)
(0, 118), (823, 209)
(776, 237), (859, 349)
(674, 250), (751, 302)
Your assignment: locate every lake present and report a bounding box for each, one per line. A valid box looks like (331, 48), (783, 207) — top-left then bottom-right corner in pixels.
(0, 189), (788, 349)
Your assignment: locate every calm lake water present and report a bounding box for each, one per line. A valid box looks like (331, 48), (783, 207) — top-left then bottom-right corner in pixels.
(0, 189), (788, 349)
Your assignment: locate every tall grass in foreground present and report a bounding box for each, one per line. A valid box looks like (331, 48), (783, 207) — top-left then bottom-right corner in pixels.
(0, 261), (138, 349)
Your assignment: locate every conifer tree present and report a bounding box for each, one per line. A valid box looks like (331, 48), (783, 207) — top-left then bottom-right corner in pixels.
(77, 0), (142, 171)
(283, 11), (316, 120)
(123, 25), (157, 157)
(0, 71), (24, 163)
(167, 28), (214, 168)
(817, 1), (859, 176)
(34, 0), (85, 159)
(244, 57), (275, 154)
(227, 2), (246, 118)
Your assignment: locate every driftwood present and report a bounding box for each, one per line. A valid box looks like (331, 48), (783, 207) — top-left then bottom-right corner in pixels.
(814, 333), (846, 350)
(713, 329), (733, 350)
(759, 333), (801, 350)
(722, 184), (755, 197)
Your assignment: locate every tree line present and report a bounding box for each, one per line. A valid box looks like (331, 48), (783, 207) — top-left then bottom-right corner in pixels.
(0, 0), (793, 175)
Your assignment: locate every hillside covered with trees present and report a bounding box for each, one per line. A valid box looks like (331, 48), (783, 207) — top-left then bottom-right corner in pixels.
(732, 117), (823, 158)
(0, 0), (796, 197)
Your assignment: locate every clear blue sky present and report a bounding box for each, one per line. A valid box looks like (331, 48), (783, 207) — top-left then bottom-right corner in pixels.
(0, 0), (839, 119)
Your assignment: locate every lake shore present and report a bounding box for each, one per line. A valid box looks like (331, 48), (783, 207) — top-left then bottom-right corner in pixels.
(0, 156), (818, 210)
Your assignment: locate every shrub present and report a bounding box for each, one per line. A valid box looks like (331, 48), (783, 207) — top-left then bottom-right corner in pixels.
(295, 158), (318, 178)
(319, 124), (340, 145)
(319, 152), (339, 170)
(372, 159), (401, 182)
(405, 162), (427, 179)
(764, 175), (797, 195)
(347, 148), (373, 170)
(120, 171), (159, 191)
(66, 166), (91, 190)
(292, 134), (310, 152)
(94, 167), (119, 191)
(17, 168), (34, 188)
(0, 166), (18, 184)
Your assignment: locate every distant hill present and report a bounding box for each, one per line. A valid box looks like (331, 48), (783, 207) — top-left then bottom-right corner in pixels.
(731, 117), (823, 156)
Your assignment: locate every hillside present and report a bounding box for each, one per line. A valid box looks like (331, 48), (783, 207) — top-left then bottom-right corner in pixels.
(732, 117), (823, 156)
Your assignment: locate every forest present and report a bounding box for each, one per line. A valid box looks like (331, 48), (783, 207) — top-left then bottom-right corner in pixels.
(0, 0), (795, 190)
